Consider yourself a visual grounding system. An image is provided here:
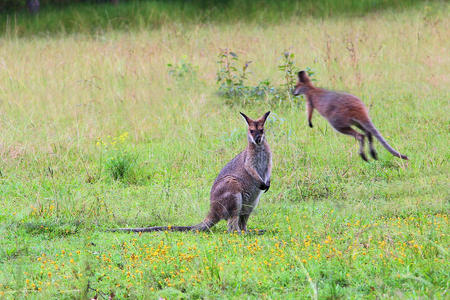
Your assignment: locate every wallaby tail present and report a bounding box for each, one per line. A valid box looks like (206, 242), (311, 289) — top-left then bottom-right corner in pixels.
(357, 120), (408, 160)
(110, 225), (193, 233)
(110, 215), (219, 233)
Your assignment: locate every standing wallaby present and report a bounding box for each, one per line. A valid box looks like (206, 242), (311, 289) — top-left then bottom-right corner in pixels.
(112, 111), (272, 233)
(292, 71), (408, 161)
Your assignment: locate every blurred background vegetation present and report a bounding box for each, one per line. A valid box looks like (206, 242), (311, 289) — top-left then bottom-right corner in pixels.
(1, 0), (435, 37)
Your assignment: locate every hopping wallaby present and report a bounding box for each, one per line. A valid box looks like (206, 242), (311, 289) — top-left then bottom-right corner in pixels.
(112, 111), (272, 233)
(292, 71), (408, 161)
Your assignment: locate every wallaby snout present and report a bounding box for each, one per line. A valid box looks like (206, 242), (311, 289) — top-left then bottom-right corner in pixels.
(255, 134), (264, 144)
(292, 71), (313, 96)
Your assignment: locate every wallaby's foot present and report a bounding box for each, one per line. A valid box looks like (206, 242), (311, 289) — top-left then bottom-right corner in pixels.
(370, 149), (378, 160)
(227, 229), (264, 235)
(400, 154), (408, 160)
(249, 229), (266, 235)
(360, 152), (369, 162)
(255, 229), (265, 235)
(308, 121), (313, 128)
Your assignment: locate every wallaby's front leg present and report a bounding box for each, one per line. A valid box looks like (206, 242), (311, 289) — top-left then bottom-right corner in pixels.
(264, 159), (272, 193)
(307, 101), (314, 128)
(245, 164), (268, 191)
(264, 179), (270, 193)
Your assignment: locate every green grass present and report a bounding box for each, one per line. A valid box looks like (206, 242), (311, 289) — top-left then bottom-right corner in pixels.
(1, 0), (437, 37)
(0, 2), (449, 299)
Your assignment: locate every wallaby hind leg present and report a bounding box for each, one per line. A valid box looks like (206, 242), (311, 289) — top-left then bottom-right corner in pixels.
(228, 215), (241, 233)
(336, 127), (368, 161)
(239, 214), (249, 232)
(220, 192), (242, 233)
(355, 123), (378, 160)
(366, 132), (378, 160)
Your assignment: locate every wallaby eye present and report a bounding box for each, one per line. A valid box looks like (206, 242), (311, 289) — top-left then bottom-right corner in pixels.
(250, 130), (255, 134)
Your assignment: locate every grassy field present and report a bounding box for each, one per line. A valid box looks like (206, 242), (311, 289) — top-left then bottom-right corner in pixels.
(0, 2), (449, 299)
(1, 0), (429, 37)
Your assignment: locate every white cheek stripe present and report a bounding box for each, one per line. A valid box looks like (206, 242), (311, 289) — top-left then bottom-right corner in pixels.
(248, 133), (256, 144)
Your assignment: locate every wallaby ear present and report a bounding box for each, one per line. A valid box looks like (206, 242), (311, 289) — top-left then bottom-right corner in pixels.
(260, 111), (271, 124)
(240, 112), (252, 125)
(298, 70), (311, 84)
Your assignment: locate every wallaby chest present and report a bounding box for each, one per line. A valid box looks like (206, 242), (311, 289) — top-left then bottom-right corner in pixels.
(253, 149), (270, 180)
(240, 147), (271, 215)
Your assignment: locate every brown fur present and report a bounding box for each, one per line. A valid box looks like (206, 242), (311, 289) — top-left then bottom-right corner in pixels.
(111, 112), (272, 233)
(293, 71), (408, 161)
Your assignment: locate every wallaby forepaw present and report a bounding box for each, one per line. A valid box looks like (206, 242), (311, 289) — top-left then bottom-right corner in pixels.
(308, 122), (313, 128)
(259, 181), (269, 192)
(264, 180), (270, 193)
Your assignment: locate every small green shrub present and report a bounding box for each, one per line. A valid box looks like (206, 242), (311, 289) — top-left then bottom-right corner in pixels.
(278, 51), (297, 102)
(216, 49), (314, 106)
(104, 150), (136, 181)
(167, 58), (198, 81)
(96, 132), (142, 183)
(216, 49), (251, 100)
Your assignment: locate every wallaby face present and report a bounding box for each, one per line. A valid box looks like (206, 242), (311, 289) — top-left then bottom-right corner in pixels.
(292, 70), (408, 161)
(292, 71), (313, 96)
(112, 112), (273, 234)
(240, 111), (270, 145)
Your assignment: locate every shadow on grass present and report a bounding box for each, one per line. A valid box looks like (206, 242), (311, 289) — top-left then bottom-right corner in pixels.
(16, 219), (82, 238)
(0, 244), (29, 262)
